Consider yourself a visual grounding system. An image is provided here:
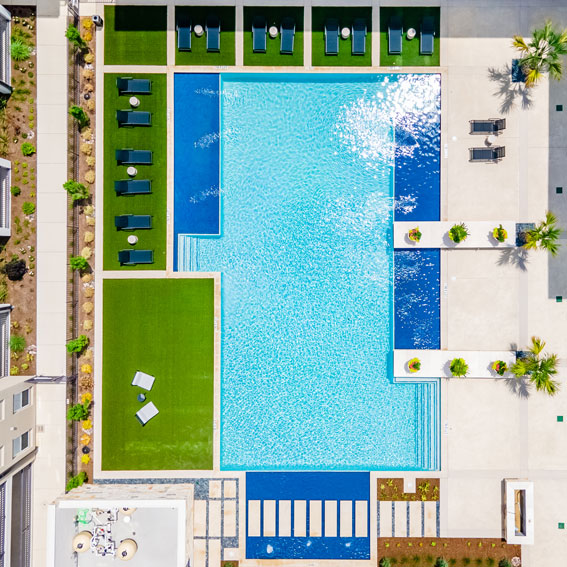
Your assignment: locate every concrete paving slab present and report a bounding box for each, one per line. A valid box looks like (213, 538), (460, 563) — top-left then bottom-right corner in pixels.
(248, 500), (260, 537)
(294, 500), (306, 537)
(224, 499), (237, 538)
(379, 501), (392, 538)
(340, 500), (353, 537)
(279, 500), (291, 537)
(263, 500), (276, 537)
(309, 500), (322, 537)
(324, 500), (337, 537)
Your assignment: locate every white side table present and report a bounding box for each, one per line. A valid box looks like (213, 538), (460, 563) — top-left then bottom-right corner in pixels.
(269, 25), (278, 38)
(129, 96), (140, 108)
(126, 166), (137, 177)
(127, 235), (138, 245)
(406, 28), (416, 40)
(194, 24), (204, 37)
(486, 134), (497, 145)
(341, 27), (350, 39)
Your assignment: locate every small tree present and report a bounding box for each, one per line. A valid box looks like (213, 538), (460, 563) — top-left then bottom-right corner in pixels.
(2, 259), (26, 281)
(69, 105), (90, 130)
(66, 471), (88, 492)
(21, 142), (35, 156)
(63, 180), (90, 202)
(448, 223), (469, 244)
(450, 358), (468, 377)
(511, 337), (559, 395)
(66, 335), (89, 354)
(523, 211), (561, 256)
(65, 24), (86, 50)
(67, 400), (91, 421)
(10, 38), (31, 61)
(69, 255), (89, 272)
(9, 335), (26, 353)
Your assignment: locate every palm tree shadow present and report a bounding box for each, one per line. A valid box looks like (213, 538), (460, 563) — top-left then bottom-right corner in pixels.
(487, 64), (533, 114)
(503, 376), (531, 398)
(497, 247), (529, 271)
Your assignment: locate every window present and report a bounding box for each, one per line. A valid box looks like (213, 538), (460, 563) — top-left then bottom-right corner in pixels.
(12, 389), (30, 413)
(12, 430), (30, 458)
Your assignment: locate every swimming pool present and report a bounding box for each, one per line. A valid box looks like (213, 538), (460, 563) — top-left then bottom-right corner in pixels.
(175, 73), (440, 470)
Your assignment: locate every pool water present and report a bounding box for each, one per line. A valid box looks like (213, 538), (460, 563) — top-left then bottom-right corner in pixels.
(175, 74), (441, 470)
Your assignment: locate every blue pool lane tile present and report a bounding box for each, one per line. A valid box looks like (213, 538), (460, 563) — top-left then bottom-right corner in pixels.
(246, 472), (370, 560)
(174, 73), (221, 270)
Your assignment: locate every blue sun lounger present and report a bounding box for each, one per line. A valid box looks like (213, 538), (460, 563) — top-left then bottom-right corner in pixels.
(115, 215), (153, 230)
(177, 18), (192, 51)
(116, 77), (152, 95)
(116, 110), (152, 127)
(352, 18), (367, 55)
(252, 16), (267, 53)
(206, 14), (220, 52)
(115, 149), (153, 165)
(325, 18), (339, 55)
(114, 180), (152, 195)
(280, 17), (295, 54)
(118, 249), (154, 266)
(420, 16), (435, 55)
(388, 14), (403, 55)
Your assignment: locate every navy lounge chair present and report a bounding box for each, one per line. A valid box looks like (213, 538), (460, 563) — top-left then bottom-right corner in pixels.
(469, 119), (506, 135)
(469, 146), (506, 162)
(118, 249), (154, 266)
(115, 215), (153, 230)
(206, 14), (220, 52)
(352, 18), (367, 55)
(280, 17), (295, 55)
(114, 180), (152, 195)
(420, 15), (435, 55)
(115, 149), (153, 165)
(116, 110), (152, 127)
(177, 18), (192, 51)
(325, 19), (339, 56)
(116, 77), (152, 95)
(388, 14), (403, 55)
(252, 16), (267, 53)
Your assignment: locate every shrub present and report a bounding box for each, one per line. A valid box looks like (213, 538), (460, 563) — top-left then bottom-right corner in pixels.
(84, 170), (95, 184)
(86, 216), (95, 226)
(22, 201), (35, 215)
(66, 334), (89, 354)
(65, 471), (87, 492)
(69, 105), (90, 129)
(70, 255), (89, 272)
(83, 18), (93, 30)
(81, 363), (92, 374)
(379, 559), (392, 567)
(83, 287), (94, 299)
(21, 142), (35, 156)
(86, 99), (95, 112)
(86, 156), (95, 167)
(82, 68), (94, 81)
(81, 454), (90, 464)
(435, 559), (448, 567)
(82, 419), (92, 430)
(2, 259), (26, 281)
(83, 302), (94, 314)
(9, 335), (26, 353)
(448, 223), (469, 243)
(81, 392), (92, 404)
(83, 319), (93, 331)
(408, 227), (422, 242)
(80, 142), (92, 156)
(10, 366), (18, 375)
(408, 357), (421, 373)
(492, 360), (508, 376)
(67, 401), (90, 421)
(10, 39), (31, 62)
(498, 561), (511, 567)
(63, 180), (90, 202)
(65, 24), (86, 50)
(450, 357), (468, 377)
(0, 280), (7, 302)
(10, 186), (21, 196)
(81, 247), (92, 260)
(82, 272), (93, 283)
(492, 224), (508, 243)
(83, 52), (94, 64)
(81, 127), (93, 140)
(83, 31), (92, 42)
(84, 231), (94, 244)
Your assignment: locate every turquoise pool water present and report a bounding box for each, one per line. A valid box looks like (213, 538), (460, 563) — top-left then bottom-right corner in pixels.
(177, 74), (440, 470)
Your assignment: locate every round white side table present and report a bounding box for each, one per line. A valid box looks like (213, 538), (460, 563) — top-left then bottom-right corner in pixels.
(486, 134), (497, 145)
(406, 28), (416, 40)
(127, 235), (138, 245)
(126, 166), (137, 177)
(194, 24), (204, 37)
(129, 96), (140, 108)
(341, 27), (350, 39)
(269, 25), (278, 38)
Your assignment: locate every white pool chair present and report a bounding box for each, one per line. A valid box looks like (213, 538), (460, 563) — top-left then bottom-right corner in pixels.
(131, 371), (155, 391)
(135, 402), (159, 426)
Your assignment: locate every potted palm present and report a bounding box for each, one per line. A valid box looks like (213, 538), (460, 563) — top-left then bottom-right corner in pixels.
(492, 360), (508, 376)
(407, 357), (421, 373)
(450, 357), (468, 377)
(522, 211), (561, 256)
(492, 224), (508, 243)
(408, 227), (422, 243)
(511, 336), (559, 395)
(448, 223), (469, 244)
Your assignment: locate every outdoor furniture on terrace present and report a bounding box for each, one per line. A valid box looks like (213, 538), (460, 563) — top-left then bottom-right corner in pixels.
(116, 110), (152, 127)
(116, 77), (152, 95)
(280, 17), (295, 54)
(114, 180), (152, 195)
(325, 18), (339, 55)
(131, 370), (155, 391)
(420, 15), (435, 55)
(118, 249), (154, 265)
(352, 18), (367, 55)
(469, 146), (506, 162)
(469, 119), (507, 135)
(177, 18), (192, 51)
(135, 401), (159, 426)
(388, 14), (403, 55)
(115, 149), (153, 165)
(115, 215), (152, 230)
(206, 14), (220, 52)
(252, 15), (267, 53)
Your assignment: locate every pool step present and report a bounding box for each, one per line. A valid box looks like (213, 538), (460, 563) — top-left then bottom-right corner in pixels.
(377, 500), (439, 538)
(178, 235), (199, 271)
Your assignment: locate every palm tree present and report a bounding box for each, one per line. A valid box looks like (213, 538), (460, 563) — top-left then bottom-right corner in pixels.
(523, 211), (562, 256)
(511, 336), (560, 395)
(513, 20), (567, 87)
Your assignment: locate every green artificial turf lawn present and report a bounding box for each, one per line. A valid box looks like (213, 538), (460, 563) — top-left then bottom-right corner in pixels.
(311, 7), (372, 67)
(103, 73), (167, 271)
(175, 6), (235, 66)
(243, 7), (304, 67)
(104, 6), (167, 65)
(102, 278), (215, 470)
(380, 7), (440, 67)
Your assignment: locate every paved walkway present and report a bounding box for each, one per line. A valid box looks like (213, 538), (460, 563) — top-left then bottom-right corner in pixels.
(378, 500), (439, 538)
